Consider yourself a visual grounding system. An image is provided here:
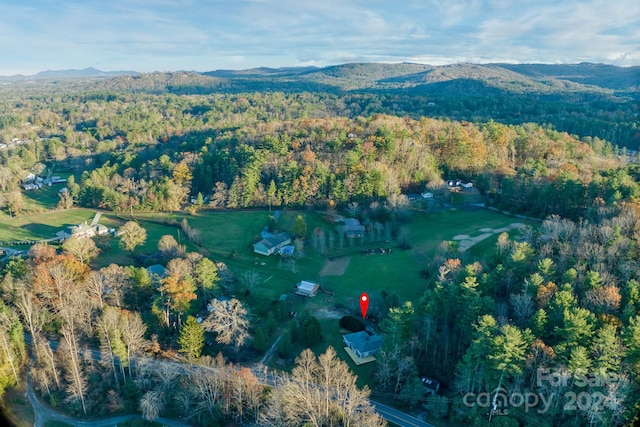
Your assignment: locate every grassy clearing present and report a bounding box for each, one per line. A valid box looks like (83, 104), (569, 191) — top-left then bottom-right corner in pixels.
(21, 184), (67, 212)
(0, 209), (106, 244)
(2, 207), (533, 303)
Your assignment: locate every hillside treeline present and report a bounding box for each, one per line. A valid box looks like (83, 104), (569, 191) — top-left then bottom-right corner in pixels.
(0, 88), (631, 220)
(3, 63), (639, 148)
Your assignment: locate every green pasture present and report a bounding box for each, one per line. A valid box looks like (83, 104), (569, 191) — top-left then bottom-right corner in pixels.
(0, 209), (113, 245)
(21, 183), (67, 212)
(1, 207), (536, 304)
(128, 208), (536, 333)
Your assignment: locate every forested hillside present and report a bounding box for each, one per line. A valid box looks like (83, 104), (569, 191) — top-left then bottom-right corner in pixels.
(2, 62), (638, 147)
(0, 67), (639, 426)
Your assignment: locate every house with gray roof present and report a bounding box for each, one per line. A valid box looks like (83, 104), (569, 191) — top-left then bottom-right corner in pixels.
(56, 212), (110, 240)
(343, 330), (383, 358)
(253, 232), (291, 256)
(294, 280), (319, 297)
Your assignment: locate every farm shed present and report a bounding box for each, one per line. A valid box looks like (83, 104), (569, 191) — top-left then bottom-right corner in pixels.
(294, 280), (319, 297)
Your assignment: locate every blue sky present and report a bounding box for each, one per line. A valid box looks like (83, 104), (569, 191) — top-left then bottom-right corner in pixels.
(2, 0), (639, 75)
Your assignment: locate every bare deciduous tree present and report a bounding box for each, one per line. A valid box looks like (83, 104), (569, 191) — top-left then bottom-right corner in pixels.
(242, 270), (261, 296)
(15, 289), (46, 357)
(60, 321), (88, 414)
(118, 221), (147, 254)
(203, 298), (251, 349)
(100, 264), (129, 308)
(509, 287), (535, 327)
(35, 335), (61, 391)
(157, 234), (180, 260)
(120, 311), (147, 378)
(97, 305), (125, 385)
(85, 270), (107, 309)
(166, 257), (193, 280)
(262, 347), (385, 427)
(140, 389), (166, 421)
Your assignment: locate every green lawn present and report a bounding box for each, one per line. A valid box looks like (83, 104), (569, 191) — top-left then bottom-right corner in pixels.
(0, 209), (109, 245)
(21, 183), (67, 212)
(0, 206), (536, 310)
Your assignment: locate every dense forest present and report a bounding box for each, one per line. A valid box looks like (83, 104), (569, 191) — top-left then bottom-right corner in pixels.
(0, 64), (639, 426)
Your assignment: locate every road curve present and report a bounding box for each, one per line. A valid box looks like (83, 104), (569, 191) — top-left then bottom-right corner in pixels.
(26, 376), (192, 427)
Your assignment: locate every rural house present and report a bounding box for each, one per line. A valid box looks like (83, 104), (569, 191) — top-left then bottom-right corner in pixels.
(294, 280), (319, 297)
(343, 329), (383, 358)
(343, 218), (365, 238)
(253, 232), (291, 256)
(57, 212), (110, 239)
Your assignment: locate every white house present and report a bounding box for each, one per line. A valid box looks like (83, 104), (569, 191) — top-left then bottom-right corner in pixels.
(57, 212), (109, 240)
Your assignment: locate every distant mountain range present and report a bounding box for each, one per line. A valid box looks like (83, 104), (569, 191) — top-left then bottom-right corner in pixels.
(202, 62), (639, 94)
(0, 67), (138, 81)
(1, 63), (637, 95)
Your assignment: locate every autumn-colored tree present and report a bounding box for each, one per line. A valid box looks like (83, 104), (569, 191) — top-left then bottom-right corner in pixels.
(172, 162), (193, 187)
(32, 254), (90, 311)
(159, 273), (197, 327)
(28, 242), (57, 265)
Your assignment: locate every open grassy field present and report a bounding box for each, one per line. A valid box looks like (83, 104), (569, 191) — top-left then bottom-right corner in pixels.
(0, 208), (119, 245)
(129, 209), (526, 307)
(4, 207), (533, 303)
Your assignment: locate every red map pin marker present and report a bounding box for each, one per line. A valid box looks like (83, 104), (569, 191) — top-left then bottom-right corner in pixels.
(359, 293), (369, 319)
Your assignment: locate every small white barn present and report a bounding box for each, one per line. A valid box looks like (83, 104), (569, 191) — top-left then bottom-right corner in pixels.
(294, 280), (319, 297)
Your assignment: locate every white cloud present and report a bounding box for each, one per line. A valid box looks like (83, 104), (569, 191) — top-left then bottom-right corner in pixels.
(1, 0), (639, 74)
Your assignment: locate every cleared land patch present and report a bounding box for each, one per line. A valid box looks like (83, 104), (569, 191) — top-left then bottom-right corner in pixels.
(319, 256), (351, 276)
(453, 222), (526, 252)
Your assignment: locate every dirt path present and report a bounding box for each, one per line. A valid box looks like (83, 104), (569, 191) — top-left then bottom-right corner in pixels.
(259, 333), (282, 366)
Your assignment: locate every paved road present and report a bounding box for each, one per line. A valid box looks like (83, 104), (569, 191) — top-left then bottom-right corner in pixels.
(372, 401), (434, 427)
